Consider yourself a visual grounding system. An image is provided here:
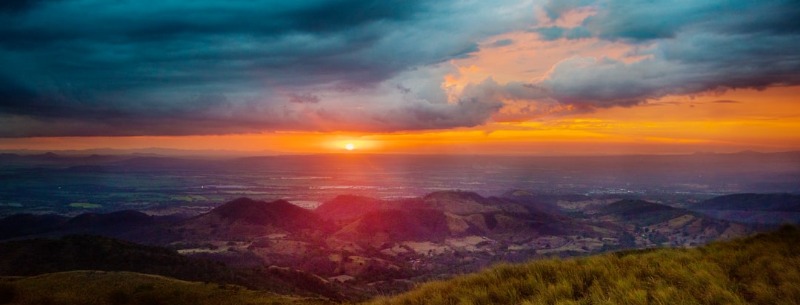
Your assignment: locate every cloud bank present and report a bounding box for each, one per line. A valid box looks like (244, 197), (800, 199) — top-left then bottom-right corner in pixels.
(534, 0), (800, 107)
(0, 0), (798, 136)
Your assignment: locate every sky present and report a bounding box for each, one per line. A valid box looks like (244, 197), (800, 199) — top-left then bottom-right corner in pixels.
(1, 0), (799, 155)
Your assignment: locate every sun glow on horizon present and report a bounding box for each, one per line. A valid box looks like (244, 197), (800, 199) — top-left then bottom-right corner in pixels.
(0, 86), (798, 155)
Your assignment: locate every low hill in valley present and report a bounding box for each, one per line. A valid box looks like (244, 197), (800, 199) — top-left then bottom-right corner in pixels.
(176, 198), (334, 240)
(598, 199), (691, 226)
(596, 199), (748, 247)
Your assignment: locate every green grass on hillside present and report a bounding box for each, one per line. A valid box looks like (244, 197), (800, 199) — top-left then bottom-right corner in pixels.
(368, 225), (800, 305)
(0, 271), (330, 305)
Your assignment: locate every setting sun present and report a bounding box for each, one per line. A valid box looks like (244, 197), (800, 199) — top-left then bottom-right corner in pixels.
(344, 143), (355, 151)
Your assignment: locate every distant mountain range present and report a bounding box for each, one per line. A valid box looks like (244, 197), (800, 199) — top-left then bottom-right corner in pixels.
(3, 190), (791, 249)
(3, 190), (793, 299)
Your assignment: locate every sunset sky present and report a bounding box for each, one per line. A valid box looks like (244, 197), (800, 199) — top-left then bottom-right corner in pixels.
(1, 0), (798, 155)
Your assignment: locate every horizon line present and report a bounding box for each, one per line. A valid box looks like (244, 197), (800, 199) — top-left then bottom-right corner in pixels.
(1, 148), (798, 159)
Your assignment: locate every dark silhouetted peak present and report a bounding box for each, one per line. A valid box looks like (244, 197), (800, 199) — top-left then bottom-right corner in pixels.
(203, 197), (330, 231)
(601, 199), (678, 215)
(212, 198), (294, 222)
(700, 193), (800, 212)
(600, 199), (699, 226)
(503, 189), (534, 197)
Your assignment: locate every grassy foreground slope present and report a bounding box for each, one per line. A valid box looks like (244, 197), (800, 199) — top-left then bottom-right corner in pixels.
(0, 271), (330, 305)
(368, 226), (800, 305)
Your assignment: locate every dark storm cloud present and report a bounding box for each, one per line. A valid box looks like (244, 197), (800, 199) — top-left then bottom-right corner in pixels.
(0, 0), (429, 87)
(534, 0), (800, 108)
(580, 0), (800, 41)
(0, 0), (533, 136)
(0, 1), (423, 44)
(2, 0), (799, 136)
(0, 0), (53, 13)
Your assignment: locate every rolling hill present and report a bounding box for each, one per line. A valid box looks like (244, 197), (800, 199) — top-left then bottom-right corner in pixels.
(422, 191), (590, 236)
(175, 198), (335, 240)
(0, 235), (235, 280)
(366, 225), (800, 305)
(597, 199), (693, 226)
(3, 227), (797, 305)
(596, 199), (749, 247)
(0, 271), (330, 305)
(0, 235), (342, 300)
(0, 210), (180, 243)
